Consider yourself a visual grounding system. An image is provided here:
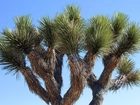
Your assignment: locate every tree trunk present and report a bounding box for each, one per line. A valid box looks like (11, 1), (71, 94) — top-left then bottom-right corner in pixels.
(89, 83), (105, 105)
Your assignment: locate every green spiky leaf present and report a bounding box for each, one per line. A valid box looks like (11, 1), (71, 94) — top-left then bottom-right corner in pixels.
(125, 70), (140, 88)
(64, 5), (81, 23)
(2, 15), (39, 54)
(115, 23), (140, 57)
(0, 41), (25, 75)
(54, 6), (84, 54)
(85, 15), (113, 56)
(39, 17), (56, 48)
(111, 12), (129, 39)
(117, 58), (134, 75)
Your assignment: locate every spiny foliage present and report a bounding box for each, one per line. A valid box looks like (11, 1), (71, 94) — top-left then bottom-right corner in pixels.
(117, 58), (140, 88)
(111, 12), (129, 39)
(126, 70), (140, 87)
(2, 15), (40, 54)
(85, 15), (113, 56)
(54, 5), (85, 54)
(117, 58), (135, 75)
(39, 17), (56, 48)
(64, 5), (81, 22)
(0, 41), (25, 74)
(115, 23), (140, 57)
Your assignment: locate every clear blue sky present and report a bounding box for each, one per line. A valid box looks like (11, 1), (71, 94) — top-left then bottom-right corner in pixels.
(0, 0), (140, 105)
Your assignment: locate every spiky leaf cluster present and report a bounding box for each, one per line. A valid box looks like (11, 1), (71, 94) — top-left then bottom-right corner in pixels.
(126, 70), (140, 87)
(115, 23), (140, 57)
(111, 13), (129, 39)
(64, 5), (81, 23)
(117, 58), (134, 75)
(0, 41), (25, 74)
(116, 58), (140, 88)
(85, 15), (113, 55)
(2, 15), (39, 54)
(54, 6), (84, 54)
(39, 17), (56, 48)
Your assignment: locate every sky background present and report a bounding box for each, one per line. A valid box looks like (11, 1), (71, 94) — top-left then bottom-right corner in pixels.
(0, 0), (140, 105)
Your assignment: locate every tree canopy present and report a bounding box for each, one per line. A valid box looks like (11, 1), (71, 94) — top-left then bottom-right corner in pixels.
(0, 5), (140, 105)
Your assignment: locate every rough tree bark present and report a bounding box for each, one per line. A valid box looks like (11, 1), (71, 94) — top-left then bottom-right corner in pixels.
(89, 53), (120, 105)
(54, 50), (64, 93)
(20, 67), (49, 104)
(60, 54), (86, 105)
(89, 82), (105, 105)
(27, 49), (61, 105)
(109, 75), (126, 90)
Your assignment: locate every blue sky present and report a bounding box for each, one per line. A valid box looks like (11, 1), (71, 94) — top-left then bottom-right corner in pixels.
(0, 0), (140, 105)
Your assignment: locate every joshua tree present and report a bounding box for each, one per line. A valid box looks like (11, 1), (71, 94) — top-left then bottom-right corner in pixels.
(0, 5), (140, 105)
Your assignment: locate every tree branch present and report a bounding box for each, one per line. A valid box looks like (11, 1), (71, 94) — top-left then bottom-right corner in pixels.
(54, 50), (64, 93)
(87, 73), (97, 89)
(109, 75), (126, 91)
(98, 54), (120, 87)
(20, 67), (49, 104)
(60, 54), (86, 105)
(84, 51), (97, 75)
(34, 44), (46, 59)
(84, 51), (97, 88)
(27, 49), (61, 105)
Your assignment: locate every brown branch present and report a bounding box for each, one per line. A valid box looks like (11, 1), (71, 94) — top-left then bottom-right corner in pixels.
(20, 67), (49, 104)
(60, 54), (86, 105)
(109, 75), (126, 91)
(89, 82), (105, 105)
(87, 73), (97, 89)
(54, 50), (64, 93)
(27, 49), (61, 105)
(34, 44), (46, 59)
(84, 51), (97, 73)
(98, 55), (120, 87)
(84, 51), (97, 88)
(88, 53), (121, 105)
(27, 50), (47, 79)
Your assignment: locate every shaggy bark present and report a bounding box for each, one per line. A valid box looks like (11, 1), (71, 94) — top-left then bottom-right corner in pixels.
(54, 50), (64, 93)
(27, 50), (48, 79)
(28, 49), (61, 105)
(98, 56), (120, 86)
(34, 45), (46, 59)
(89, 54), (120, 105)
(60, 54), (86, 105)
(84, 51), (97, 88)
(20, 67), (49, 104)
(87, 73), (97, 89)
(84, 51), (96, 74)
(109, 75), (126, 91)
(89, 82), (105, 105)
